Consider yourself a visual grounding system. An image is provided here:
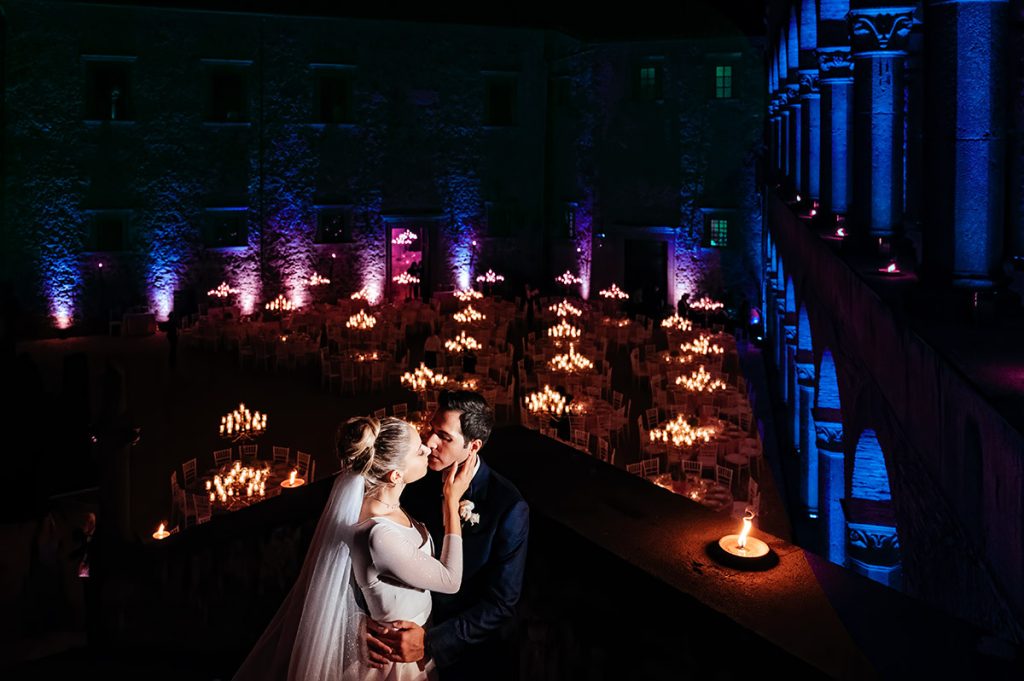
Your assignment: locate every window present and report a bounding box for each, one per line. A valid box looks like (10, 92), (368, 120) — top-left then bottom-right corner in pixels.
(315, 70), (354, 124)
(315, 206), (353, 243)
(202, 208), (248, 248)
(487, 201), (520, 237)
(563, 203), (577, 239)
(636, 64), (662, 101)
(485, 76), (517, 126)
(204, 65), (249, 122)
(715, 65), (733, 99)
(84, 58), (133, 121)
(706, 218), (729, 247)
(84, 212), (129, 251)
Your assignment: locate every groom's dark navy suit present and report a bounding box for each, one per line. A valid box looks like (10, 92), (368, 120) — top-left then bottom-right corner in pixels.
(403, 456), (529, 679)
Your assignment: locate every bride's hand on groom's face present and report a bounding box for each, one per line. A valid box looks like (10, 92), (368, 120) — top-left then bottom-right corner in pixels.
(443, 451), (477, 504)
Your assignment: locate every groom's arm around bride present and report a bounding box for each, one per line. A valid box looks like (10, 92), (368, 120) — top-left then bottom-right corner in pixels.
(369, 390), (530, 680)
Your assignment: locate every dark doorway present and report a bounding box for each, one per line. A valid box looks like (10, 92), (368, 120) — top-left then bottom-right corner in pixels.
(624, 238), (668, 318)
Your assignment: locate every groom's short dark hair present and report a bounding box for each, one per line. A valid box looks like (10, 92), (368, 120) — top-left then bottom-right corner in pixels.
(439, 390), (493, 447)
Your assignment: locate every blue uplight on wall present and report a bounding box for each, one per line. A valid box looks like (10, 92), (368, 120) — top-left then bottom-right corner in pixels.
(443, 171), (481, 291)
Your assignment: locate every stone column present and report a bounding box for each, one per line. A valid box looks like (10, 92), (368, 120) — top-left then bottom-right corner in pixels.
(783, 316), (798, 426)
(817, 47), (853, 219)
(796, 352), (817, 515)
(848, 6), (915, 240)
(813, 407), (846, 565)
(923, 0), (1007, 287)
(799, 70), (821, 203)
(780, 100), (792, 180)
(785, 84), (802, 194)
(845, 498), (902, 589)
(903, 24), (924, 238)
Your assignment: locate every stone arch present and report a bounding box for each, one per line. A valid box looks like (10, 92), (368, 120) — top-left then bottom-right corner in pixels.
(814, 347), (845, 563)
(847, 427), (902, 588)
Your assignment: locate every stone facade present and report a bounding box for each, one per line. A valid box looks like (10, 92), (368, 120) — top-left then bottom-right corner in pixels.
(2, 1), (763, 332)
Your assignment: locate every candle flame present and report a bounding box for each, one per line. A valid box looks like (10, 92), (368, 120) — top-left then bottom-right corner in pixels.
(737, 511), (755, 549)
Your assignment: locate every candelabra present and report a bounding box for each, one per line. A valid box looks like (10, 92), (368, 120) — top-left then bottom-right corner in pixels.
(219, 402), (268, 442)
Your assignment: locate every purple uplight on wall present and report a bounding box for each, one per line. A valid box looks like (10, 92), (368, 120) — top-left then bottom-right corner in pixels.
(572, 198), (594, 300)
(442, 172), (481, 291)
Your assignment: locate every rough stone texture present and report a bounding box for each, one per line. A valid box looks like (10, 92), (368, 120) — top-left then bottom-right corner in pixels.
(3, 2), (762, 332)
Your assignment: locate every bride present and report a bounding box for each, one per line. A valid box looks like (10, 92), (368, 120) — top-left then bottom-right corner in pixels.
(234, 415), (476, 681)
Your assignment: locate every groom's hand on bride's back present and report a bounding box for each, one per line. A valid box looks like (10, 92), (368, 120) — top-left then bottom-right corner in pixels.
(366, 619), (426, 667)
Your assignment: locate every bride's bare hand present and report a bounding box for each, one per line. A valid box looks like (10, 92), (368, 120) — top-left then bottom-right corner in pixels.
(443, 451), (477, 505)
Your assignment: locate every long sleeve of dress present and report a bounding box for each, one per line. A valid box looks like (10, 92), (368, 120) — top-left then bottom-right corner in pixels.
(368, 523), (463, 594)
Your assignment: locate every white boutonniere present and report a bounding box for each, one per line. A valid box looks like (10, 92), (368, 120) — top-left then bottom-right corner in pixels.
(458, 499), (480, 526)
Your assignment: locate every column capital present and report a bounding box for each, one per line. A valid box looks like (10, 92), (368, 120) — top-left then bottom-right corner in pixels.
(799, 69), (820, 96)
(795, 361), (815, 386)
(784, 324), (798, 344)
(848, 524), (901, 566)
(812, 407), (843, 450)
(817, 46), (854, 82)
(848, 7), (915, 55)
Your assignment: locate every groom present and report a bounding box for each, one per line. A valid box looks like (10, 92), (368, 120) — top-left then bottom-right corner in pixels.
(367, 389), (529, 680)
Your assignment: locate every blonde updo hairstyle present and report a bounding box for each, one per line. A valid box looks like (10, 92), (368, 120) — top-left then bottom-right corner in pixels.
(337, 415), (414, 495)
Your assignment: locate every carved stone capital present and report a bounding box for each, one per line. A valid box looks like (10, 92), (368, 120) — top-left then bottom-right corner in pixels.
(812, 407), (843, 450)
(784, 324), (797, 344)
(799, 70), (819, 96)
(849, 8), (915, 54)
(795, 362), (815, 385)
(817, 47), (853, 81)
(848, 524), (901, 566)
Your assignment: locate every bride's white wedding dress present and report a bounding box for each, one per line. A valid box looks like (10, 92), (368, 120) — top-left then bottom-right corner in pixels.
(233, 473), (461, 681)
(351, 516), (462, 680)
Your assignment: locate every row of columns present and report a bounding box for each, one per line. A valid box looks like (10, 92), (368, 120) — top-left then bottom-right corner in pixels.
(768, 0), (1009, 288)
(762, 231), (900, 584)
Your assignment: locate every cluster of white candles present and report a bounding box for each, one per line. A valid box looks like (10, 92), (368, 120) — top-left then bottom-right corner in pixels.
(554, 270), (583, 286)
(401, 363), (449, 391)
(392, 229), (418, 245)
(265, 295), (295, 312)
(346, 309), (377, 330)
(691, 296), (724, 312)
(547, 319), (582, 339)
(601, 316), (631, 327)
(550, 343), (594, 373)
(308, 273), (331, 286)
(649, 415), (717, 448)
(453, 305), (486, 324)
(352, 351), (379, 362)
(393, 272), (421, 285)
(680, 335), (725, 356)
(220, 403), (267, 437)
(454, 289), (484, 301)
(351, 287), (370, 301)
(598, 283), (629, 300)
(445, 331), (482, 354)
(208, 281), (239, 298)
(525, 385), (569, 418)
(476, 269), (505, 284)
(206, 460), (269, 503)
(675, 365), (727, 393)
(549, 299), (583, 317)
(661, 314), (694, 331)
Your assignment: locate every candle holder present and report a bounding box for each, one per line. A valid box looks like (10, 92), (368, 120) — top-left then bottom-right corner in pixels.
(152, 523), (171, 540)
(708, 512), (777, 570)
(281, 469), (306, 489)
(219, 402), (268, 442)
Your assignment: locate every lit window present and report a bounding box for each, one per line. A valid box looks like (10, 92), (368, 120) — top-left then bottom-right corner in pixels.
(638, 65), (662, 100)
(708, 218), (729, 247)
(715, 65), (733, 99)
